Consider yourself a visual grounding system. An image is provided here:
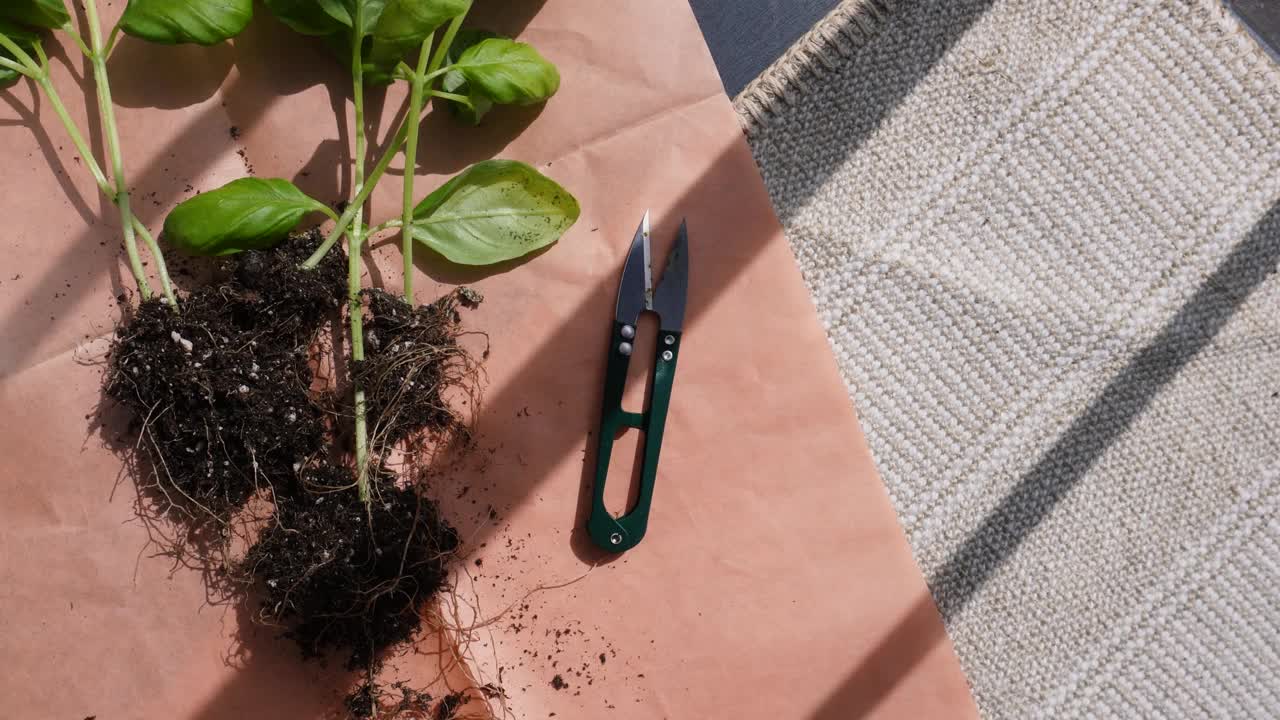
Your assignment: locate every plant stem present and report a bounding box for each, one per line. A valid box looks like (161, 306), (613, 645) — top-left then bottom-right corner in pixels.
(428, 90), (469, 104)
(131, 216), (176, 305)
(104, 22), (122, 59)
(427, 14), (466, 73)
(300, 10), (470, 272)
(400, 36), (433, 302)
(0, 32), (41, 70)
(62, 27), (93, 58)
(0, 55), (33, 76)
(29, 48), (111, 196)
(301, 122), (410, 269)
(350, 2), (371, 505)
(83, 0), (176, 305)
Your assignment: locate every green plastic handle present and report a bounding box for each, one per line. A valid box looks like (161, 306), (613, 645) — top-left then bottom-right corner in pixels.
(588, 321), (682, 552)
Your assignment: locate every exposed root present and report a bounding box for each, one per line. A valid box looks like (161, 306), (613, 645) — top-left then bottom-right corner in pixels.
(105, 231), (346, 525)
(104, 235), (517, 713)
(359, 288), (484, 456)
(241, 465), (459, 667)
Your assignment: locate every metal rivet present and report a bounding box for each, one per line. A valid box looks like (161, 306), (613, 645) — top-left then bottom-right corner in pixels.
(618, 342), (633, 356)
(610, 532), (622, 545)
(662, 350), (674, 361)
(663, 335), (675, 345)
(620, 325), (635, 340)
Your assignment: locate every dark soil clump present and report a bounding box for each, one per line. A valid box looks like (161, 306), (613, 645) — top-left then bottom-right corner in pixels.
(242, 465), (459, 666)
(359, 288), (481, 449)
(343, 680), (438, 719)
(434, 691), (467, 719)
(106, 231), (345, 520)
(106, 232), (481, 702)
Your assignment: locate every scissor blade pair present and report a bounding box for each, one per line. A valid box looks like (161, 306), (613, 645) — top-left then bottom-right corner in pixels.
(614, 210), (651, 324)
(651, 220), (688, 332)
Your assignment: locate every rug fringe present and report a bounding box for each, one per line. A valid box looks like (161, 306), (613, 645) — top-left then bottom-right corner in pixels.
(732, 0), (898, 134)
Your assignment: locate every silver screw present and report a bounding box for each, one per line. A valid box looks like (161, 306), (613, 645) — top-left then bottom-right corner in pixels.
(610, 532), (622, 545)
(664, 335), (675, 345)
(662, 350), (674, 361)
(621, 324), (636, 340)
(619, 342), (633, 356)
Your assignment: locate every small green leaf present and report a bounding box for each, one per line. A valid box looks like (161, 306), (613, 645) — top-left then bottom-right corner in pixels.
(263, 0), (345, 35)
(317, 0), (388, 34)
(317, 0), (354, 27)
(373, 0), (467, 48)
(440, 29), (498, 124)
(364, 0), (468, 85)
(0, 0), (70, 31)
(164, 178), (329, 256)
(120, 0), (253, 45)
(0, 20), (39, 88)
(411, 160), (578, 265)
(454, 38), (559, 106)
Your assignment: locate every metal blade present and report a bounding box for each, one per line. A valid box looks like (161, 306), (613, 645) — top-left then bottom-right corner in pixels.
(652, 219), (688, 332)
(614, 210), (651, 324)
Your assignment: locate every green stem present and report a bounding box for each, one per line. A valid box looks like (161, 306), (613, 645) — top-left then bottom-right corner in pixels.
(0, 32), (40, 69)
(0, 55), (33, 76)
(415, 65), (452, 85)
(62, 27), (93, 58)
(371, 218), (402, 234)
(84, 0), (172, 304)
(316, 203), (341, 223)
(428, 89), (469, 104)
(300, 122), (409, 269)
(400, 35), (433, 302)
(104, 22), (122, 59)
(131, 217), (176, 306)
(301, 10), (470, 272)
(350, 2), (371, 505)
(33, 68), (112, 195)
(427, 14), (466, 75)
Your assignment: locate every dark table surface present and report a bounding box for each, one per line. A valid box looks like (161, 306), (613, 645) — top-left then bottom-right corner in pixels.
(688, 0), (841, 96)
(690, 0), (1278, 98)
(1229, 0), (1280, 61)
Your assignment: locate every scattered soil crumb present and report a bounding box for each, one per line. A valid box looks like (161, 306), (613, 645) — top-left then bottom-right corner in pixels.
(434, 691), (467, 720)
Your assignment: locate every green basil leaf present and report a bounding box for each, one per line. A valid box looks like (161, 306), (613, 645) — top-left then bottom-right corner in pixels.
(373, 0), (467, 48)
(447, 28), (498, 63)
(263, 0), (345, 35)
(363, 0), (467, 85)
(317, 0), (387, 34)
(439, 29), (498, 124)
(0, 19), (39, 88)
(440, 67), (492, 125)
(454, 38), (559, 106)
(411, 160), (578, 265)
(0, 0), (70, 30)
(317, 0), (353, 26)
(120, 0), (253, 46)
(164, 178), (329, 256)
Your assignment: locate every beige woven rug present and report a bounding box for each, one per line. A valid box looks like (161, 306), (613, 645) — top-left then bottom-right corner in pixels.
(737, 0), (1280, 716)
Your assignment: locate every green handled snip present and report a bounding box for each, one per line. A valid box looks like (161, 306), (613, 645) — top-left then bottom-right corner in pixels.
(588, 211), (689, 553)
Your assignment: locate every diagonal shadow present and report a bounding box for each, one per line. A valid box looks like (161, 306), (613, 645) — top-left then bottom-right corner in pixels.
(807, 200), (1280, 719)
(403, 0), (1003, 567)
(186, 1), (1008, 715)
(2, 0), (1001, 714)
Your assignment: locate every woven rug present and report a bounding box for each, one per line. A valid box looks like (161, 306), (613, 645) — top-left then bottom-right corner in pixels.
(737, 0), (1280, 716)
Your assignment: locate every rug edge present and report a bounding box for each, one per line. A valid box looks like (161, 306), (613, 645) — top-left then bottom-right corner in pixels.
(731, 0), (898, 134)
